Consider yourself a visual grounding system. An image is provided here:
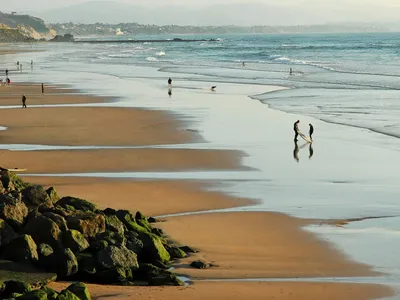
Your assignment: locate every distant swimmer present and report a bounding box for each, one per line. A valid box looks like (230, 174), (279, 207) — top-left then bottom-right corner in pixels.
(309, 123), (314, 141)
(290, 68), (293, 75)
(211, 86), (216, 91)
(294, 120), (300, 142)
(168, 77), (172, 86)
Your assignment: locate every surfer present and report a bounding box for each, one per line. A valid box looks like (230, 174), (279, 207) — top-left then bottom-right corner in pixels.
(294, 120), (300, 142)
(21, 94), (27, 108)
(168, 78), (172, 86)
(309, 123), (314, 141)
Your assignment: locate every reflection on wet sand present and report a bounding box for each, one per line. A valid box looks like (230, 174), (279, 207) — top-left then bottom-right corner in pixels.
(293, 141), (313, 162)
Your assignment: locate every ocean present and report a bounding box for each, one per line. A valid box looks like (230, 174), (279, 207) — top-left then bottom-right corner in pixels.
(4, 32), (400, 291)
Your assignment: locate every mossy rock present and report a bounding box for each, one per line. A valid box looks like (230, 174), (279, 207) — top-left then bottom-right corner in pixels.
(96, 245), (139, 270)
(23, 216), (61, 249)
(38, 244), (54, 258)
(57, 197), (97, 212)
(166, 246), (186, 259)
(141, 233), (170, 263)
(21, 185), (53, 209)
(67, 212), (105, 238)
(0, 218), (16, 247)
(115, 210), (149, 235)
(41, 286), (58, 300)
(88, 240), (108, 252)
(46, 187), (60, 203)
(95, 267), (130, 284)
(76, 253), (96, 276)
(52, 249), (78, 278)
(62, 230), (89, 253)
(135, 211), (152, 233)
(42, 213), (68, 232)
(57, 289), (80, 300)
(2, 280), (32, 297)
(66, 282), (91, 300)
(0, 194), (29, 230)
(94, 231), (125, 247)
(2, 234), (38, 263)
(0, 171), (30, 192)
(149, 274), (184, 286)
(16, 290), (47, 300)
(104, 215), (124, 235)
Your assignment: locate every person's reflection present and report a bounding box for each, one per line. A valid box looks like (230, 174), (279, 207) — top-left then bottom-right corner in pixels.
(168, 90), (172, 97)
(293, 141), (299, 162)
(309, 143), (314, 160)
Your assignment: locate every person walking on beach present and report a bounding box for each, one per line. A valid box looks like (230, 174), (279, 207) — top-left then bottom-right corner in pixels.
(41, 83), (44, 95)
(22, 94), (27, 108)
(309, 123), (314, 141)
(290, 68), (293, 75)
(294, 120), (300, 142)
(5, 69), (8, 77)
(168, 78), (172, 86)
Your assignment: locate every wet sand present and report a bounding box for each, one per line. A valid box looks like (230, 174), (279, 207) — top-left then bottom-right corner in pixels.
(0, 78), (394, 299)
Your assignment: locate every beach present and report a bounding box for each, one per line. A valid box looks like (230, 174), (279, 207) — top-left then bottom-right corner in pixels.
(0, 40), (399, 300)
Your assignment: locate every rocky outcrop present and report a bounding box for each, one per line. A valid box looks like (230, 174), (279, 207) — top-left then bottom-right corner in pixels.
(0, 171), (190, 287)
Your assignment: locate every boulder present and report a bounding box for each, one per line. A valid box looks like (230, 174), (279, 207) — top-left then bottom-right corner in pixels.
(102, 208), (116, 215)
(151, 228), (164, 237)
(179, 246), (198, 253)
(125, 237), (143, 255)
(38, 244), (53, 257)
(104, 215), (124, 235)
(190, 260), (211, 269)
(67, 212), (105, 238)
(57, 197), (97, 212)
(135, 211), (152, 232)
(148, 217), (157, 223)
(52, 248), (78, 277)
(21, 185), (53, 209)
(2, 234), (38, 262)
(0, 194), (28, 230)
(88, 240), (108, 252)
(135, 264), (183, 286)
(66, 282), (91, 300)
(115, 210), (149, 234)
(94, 231), (125, 247)
(40, 286), (58, 300)
(0, 218), (16, 247)
(149, 274), (184, 286)
(76, 253), (96, 276)
(46, 187), (60, 203)
(62, 230), (89, 253)
(42, 212), (68, 232)
(141, 234), (170, 263)
(57, 290), (80, 300)
(0, 170), (29, 192)
(23, 216), (61, 249)
(95, 267), (131, 284)
(2, 280), (32, 297)
(15, 290), (47, 300)
(166, 246), (186, 259)
(96, 245), (139, 270)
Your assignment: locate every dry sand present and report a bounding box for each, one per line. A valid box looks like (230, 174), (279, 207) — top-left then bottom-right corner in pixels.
(157, 212), (378, 279)
(49, 281), (394, 300)
(0, 106), (199, 145)
(1, 147), (246, 173)
(26, 177), (253, 216)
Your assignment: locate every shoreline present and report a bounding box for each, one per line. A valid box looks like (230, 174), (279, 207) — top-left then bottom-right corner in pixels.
(0, 77), (396, 299)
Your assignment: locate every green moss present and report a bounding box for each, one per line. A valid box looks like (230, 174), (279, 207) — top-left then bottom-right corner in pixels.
(41, 286), (58, 300)
(66, 282), (91, 300)
(56, 290), (80, 300)
(15, 290), (47, 300)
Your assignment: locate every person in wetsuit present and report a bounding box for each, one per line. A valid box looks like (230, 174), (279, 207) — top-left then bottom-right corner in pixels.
(294, 120), (300, 142)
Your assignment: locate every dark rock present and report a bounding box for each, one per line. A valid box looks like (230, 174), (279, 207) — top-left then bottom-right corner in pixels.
(88, 239), (108, 252)
(2, 234), (38, 262)
(152, 260), (169, 269)
(42, 212), (68, 232)
(67, 212), (105, 238)
(115, 210), (149, 234)
(62, 230), (89, 253)
(76, 253), (96, 276)
(151, 228), (163, 237)
(94, 231), (125, 247)
(53, 248), (78, 277)
(2, 280), (31, 297)
(104, 215), (124, 235)
(149, 274), (184, 286)
(135, 264), (183, 286)
(179, 246), (198, 253)
(147, 217), (157, 223)
(38, 243), (53, 258)
(23, 216), (61, 249)
(96, 245), (139, 270)
(0, 194), (28, 229)
(49, 34), (75, 42)
(40, 286), (58, 300)
(140, 233), (170, 263)
(0, 218), (16, 247)
(135, 211), (152, 232)
(46, 187), (60, 203)
(166, 246), (186, 259)
(57, 289), (80, 300)
(95, 267), (130, 284)
(58, 197), (97, 212)
(15, 290), (47, 300)
(66, 282), (91, 300)
(125, 237), (143, 255)
(21, 185), (53, 209)
(190, 260), (211, 269)
(102, 208), (116, 215)
(0, 170), (29, 192)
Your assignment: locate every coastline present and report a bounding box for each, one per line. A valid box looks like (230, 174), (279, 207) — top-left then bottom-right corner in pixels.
(1, 64), (390, 299)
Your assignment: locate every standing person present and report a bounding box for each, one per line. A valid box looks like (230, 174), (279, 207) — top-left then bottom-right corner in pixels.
(309, 123), (314, 141)
(22, 94), (27, 108)
(290, 68), (293, 75)
(293, 120), (300, 142)
(5, 69), (8, 77)
(168, 77), (172, 86)
(41, 83), (44, 95)
(31, 60), (33, 68)
(17, 61), (19, 69)
(6, 77), (10, 86)
(242, 61), (245, 67)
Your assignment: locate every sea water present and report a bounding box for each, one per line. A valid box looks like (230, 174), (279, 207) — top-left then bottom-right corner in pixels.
(3, 33), (400, 285)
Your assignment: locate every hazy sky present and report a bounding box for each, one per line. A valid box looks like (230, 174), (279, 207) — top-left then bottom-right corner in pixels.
(6, 0), (400, 12)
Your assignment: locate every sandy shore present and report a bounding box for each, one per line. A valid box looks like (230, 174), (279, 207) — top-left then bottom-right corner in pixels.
(49, 281), (393, 300)
(0, 78), (394, 299)
(27, 177), (253, 216)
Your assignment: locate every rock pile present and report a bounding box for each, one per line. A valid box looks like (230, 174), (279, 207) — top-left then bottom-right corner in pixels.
(0, 170), (188, 287)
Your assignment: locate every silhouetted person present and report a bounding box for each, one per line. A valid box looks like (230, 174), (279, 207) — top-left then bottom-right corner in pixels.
(211, 86), (216, 91)
(293, 141), (299, 162)
(5, 69), (8, 76)
(309, 144), (314, 160)
(17, 61), (19, 69)
(22, 94), (27, 108)
(168, 78), (172, 85)
(309, 123), (314, 141)
(290, 68), (293, 75)
(168, 90), (172, 97)
(242, 61), (245, 67)
(294, 120), (300, 142)
(41, 83), (44, 94)
(31, 60), (33, 68)
(6, 77), (10, 86)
